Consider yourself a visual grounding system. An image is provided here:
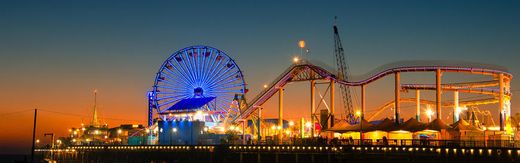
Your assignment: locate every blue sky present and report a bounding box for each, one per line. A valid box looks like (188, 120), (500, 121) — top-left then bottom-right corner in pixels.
(0, 0), (519, 154)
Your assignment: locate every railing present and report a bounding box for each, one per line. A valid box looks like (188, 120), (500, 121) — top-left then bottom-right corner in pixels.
(246, 138), (520, 149)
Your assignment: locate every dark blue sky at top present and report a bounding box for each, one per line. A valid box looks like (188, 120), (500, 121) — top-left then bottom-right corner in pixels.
(1, 0), (519, 109)
(0, 0), (519, 154)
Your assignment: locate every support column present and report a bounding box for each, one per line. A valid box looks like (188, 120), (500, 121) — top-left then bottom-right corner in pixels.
(394, 72), (400, 124)
(278, 88), (284, 144)
(499, 73), (505, 131)
(242, 120), (246, 145)
(361, 84), (366, 142)
(310, 80), (315, 137)
(453, 91), (459, 123)
(330, 80), (335, 128)
(436, 69), (442, 120)
(416, 90), (421, 122)
(257, 107), (262, 142)
(361, 84), (366, 120)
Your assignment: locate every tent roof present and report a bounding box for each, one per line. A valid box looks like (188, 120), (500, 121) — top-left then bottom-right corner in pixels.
(451, 119), (482, 131)
(425, 119), (450, 131)
(401, 118), (427, 132)
(369, 118), (396, 132)
(327, 121), (351, 132)
(339, 119), (374, 132)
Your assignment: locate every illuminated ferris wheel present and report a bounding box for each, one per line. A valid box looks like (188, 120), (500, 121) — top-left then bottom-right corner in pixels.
(149, 46), (247, 125)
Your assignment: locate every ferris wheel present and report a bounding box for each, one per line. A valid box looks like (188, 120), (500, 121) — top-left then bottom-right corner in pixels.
(149, 46), (247, 125)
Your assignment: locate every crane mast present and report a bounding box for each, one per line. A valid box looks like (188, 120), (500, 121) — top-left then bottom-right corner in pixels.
(333, 23), (355, 123)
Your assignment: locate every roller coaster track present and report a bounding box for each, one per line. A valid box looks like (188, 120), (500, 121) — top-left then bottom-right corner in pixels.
(235, 61), (511, 122)
(365, 98), (498, 121)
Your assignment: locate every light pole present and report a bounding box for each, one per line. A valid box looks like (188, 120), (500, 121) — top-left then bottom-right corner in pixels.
(31, 109), (37, 163)
(426, 109), (434, 123)
(356, 110), (362, 145)
(171, 127), (177, 145)
(305, 121), (312, 137)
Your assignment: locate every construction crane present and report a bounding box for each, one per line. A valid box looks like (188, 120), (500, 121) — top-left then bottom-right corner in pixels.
(333, 18), (356, 124)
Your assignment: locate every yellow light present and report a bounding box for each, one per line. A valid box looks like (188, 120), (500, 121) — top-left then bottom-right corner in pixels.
(36, 139), (40, 143)
(355, 110), (361, 117)
(173, 128), (178, 132)
(293, 56), (300, 63)
(426, 109), (434, 116)
(277, 126), (282, 130)
(271, 125), (276, 130)
(117, 129), (122, 134)
(68, 129), (72, 132)
(298, 40), (305, 48)
(263, 84), (268, 88)
(289, 121), (295, 126)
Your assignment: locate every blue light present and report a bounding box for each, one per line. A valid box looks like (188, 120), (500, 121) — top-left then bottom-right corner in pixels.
(151, 46), (247, 122)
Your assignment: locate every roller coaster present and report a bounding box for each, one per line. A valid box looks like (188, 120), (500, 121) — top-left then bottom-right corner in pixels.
(235, 60), (512, 135)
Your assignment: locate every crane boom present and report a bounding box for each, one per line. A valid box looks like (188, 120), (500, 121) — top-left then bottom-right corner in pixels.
(333, 23), (355, 123)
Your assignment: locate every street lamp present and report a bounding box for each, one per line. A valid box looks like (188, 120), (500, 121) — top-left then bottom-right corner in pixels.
(426, 109), (434, 123)
(355, 110), (363, 145)
(293, 56), (300, 63)
(171, 127), (177, 145)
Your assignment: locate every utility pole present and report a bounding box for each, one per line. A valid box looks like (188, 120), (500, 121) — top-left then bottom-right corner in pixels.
(31, 109), (37, 163)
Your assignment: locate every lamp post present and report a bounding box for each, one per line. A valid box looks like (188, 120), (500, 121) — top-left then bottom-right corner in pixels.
(426, 109), (434, 123)
(171, 127), (177, 145)
(356, 110), (362, 145)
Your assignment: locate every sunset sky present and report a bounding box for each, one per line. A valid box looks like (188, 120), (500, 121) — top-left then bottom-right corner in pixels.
(1, 1), (519, 154)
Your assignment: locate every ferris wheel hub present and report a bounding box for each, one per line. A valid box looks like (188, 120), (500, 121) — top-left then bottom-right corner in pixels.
(194, 87), (204, 97)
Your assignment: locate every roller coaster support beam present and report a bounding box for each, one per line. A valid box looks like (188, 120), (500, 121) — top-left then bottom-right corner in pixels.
(499, 73), (504, 131)
(416, 90), (420, 122)
(394, 72), (400, 124)
(257, 107), (262, 142)
(361, 84), (366, 121)
(330, 79), (335, 128)
(278, 87), (284, 144)
(436, 69), (442, 120)
(242, 120), (246, 145)
(454, 91), (459, 123)
(310, 80), (315, 137)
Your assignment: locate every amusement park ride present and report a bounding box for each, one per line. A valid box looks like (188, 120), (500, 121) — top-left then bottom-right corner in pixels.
(145, 24), (513, 145)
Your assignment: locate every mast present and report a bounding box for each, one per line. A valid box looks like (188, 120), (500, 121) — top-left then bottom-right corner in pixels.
(333, 17), (355, 123)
